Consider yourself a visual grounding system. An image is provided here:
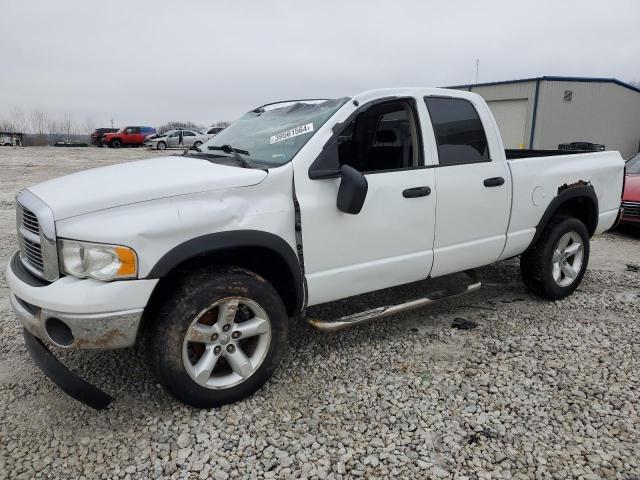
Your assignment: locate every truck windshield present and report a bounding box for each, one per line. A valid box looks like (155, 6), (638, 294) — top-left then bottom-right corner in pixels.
(200, 98), (349, 166)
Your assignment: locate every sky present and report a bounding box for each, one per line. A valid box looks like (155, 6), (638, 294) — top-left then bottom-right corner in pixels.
(1, 0), (639, 129)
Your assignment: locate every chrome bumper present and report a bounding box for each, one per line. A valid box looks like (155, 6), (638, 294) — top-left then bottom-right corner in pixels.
(9, 292), (143, 350)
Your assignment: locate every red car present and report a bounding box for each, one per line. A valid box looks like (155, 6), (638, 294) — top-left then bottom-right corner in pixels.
(103, 126), (156, 148)
(621, 153), (640, 225)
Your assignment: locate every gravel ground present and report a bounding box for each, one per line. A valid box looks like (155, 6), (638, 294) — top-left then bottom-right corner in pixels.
(1, 147), (639, 480)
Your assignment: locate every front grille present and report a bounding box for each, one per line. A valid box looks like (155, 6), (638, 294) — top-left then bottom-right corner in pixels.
(16, 190), (58, 282)
(622, 201), (640, 217)
(21, 207), (40, 235)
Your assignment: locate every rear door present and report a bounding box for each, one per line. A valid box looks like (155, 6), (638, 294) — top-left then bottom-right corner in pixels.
(424, 96), (511, 277)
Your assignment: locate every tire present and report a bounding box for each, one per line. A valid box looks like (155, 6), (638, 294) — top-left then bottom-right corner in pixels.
(146, 266), (288, 408)
(520, 216), (590, 300)
(109, 139), (121, 148)
(157, 141), (167, 150)
(193, 141), (203, 150)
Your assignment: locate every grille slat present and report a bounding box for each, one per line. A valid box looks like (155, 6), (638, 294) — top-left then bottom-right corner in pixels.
(21, 207), (40, 235)
(622, 201), (640, 217)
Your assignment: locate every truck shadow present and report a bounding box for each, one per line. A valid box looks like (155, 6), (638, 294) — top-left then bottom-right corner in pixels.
(33, 259), (529, 414)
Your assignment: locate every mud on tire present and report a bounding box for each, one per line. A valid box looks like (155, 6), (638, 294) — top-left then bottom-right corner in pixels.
(145, 266), (288, 408)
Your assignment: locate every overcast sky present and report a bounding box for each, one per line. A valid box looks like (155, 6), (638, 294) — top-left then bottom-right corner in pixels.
(1, 0), (638, 129)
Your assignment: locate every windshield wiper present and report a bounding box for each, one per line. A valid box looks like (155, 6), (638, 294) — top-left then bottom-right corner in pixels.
(208, 145), (252, 168)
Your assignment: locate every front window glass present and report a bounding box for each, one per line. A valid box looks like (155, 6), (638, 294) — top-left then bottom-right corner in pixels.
(627, 153), (640, 174)
(200, 98), (349, 166)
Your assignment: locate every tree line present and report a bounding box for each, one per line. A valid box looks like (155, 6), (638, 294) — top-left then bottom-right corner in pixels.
(0, 108), (230, 145)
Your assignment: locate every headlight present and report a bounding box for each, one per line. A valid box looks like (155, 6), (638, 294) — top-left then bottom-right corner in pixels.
(58, 239), (138, 281)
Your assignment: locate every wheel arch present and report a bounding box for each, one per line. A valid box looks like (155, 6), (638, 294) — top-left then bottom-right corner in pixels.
(529, 184), (599, 249)
(145, 230), (305, 317)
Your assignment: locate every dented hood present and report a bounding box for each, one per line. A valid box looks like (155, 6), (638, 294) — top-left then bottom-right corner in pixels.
(28, 156), (267, 220)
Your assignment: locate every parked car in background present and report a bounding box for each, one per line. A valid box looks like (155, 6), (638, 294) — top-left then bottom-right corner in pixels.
(90, 128), (118, 147)
(145, 129), (208, 150)
(201, 126), (225, 138)
(103, 126), (156, 148)
(621, 153), (640, 225)
(0, 132), (23, 146)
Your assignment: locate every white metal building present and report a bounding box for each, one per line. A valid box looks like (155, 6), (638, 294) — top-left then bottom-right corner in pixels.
(451, 76), (640, 158)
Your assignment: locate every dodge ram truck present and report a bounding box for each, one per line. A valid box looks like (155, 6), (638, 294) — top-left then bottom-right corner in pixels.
(6, 88), (625, 409)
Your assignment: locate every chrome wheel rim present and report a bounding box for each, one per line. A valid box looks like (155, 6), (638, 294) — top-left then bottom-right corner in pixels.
(552, 231), (584, 287)
(182, 297), (271, 389)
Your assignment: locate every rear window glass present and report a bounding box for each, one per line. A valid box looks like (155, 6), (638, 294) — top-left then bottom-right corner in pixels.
(424, 97), (490, 166)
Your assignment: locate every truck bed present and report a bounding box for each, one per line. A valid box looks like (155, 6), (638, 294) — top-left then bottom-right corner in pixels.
(505, 149), (595, 160)
(504, 150), (624, 258)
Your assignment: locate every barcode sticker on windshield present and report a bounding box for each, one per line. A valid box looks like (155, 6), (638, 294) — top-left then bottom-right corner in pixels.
(270, 123), (314, 144)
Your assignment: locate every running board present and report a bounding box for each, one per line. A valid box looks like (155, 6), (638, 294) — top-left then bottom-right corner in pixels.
(307, 271), (481, 332)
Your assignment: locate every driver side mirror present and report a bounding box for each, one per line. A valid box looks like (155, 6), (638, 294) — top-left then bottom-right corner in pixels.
(337, 164), (368, 214)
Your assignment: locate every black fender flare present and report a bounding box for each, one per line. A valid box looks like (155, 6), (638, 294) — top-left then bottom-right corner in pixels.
(146, 230), (305, 313)
(530, 184), (598, 248)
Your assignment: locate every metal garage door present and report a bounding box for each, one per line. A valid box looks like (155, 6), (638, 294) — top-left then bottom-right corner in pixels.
(487, 99), (529, 149)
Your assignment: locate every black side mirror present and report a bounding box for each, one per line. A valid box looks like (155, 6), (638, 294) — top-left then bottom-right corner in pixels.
(337, 164), (368, 214)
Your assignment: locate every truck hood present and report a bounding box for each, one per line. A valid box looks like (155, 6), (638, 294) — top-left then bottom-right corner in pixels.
(28, 156), (267, 220)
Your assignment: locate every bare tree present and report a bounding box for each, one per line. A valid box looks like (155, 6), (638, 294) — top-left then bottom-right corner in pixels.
(13, 108), (27, 133)
(47, 117), (61, 144)
(83, 117), (95, 135)
(60, 112), (74, 141)
(212, 120), (230, 127)
(29, 109), (49, 135)
(157, 121), (203, 135)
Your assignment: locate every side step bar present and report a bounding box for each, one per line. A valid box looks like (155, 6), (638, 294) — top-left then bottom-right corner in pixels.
(307, 271), (481, 332)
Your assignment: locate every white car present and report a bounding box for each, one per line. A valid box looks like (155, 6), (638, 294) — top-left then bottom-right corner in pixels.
(200, 126), (225, 139)
(145, 129), (208, 150)
(7, 88), (624, 409)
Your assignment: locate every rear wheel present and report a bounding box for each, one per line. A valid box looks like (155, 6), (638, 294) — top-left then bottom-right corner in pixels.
(193, 141), (203, 150)
(520, 216), (589, 299)
(146, 266), (288, 408)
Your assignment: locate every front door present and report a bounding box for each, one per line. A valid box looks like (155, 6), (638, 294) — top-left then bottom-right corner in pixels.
(295, 99), (437, 306)
(167, 131), (181, 148)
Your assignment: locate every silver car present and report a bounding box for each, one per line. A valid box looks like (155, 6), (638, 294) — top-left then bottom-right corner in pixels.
(146, 129), (209, 150)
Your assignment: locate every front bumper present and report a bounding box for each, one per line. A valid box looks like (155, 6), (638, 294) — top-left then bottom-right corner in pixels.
(6, 252), (157, 349)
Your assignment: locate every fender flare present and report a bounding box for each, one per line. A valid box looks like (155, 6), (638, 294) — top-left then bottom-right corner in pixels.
(530, 184), (598, 247)
(146, 230), (305, 313)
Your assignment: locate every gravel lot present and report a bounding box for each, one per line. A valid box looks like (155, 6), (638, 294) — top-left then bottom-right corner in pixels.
(1, 147), (639, 480)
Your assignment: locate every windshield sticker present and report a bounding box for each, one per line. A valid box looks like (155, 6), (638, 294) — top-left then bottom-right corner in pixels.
(270, 123), (314, 144)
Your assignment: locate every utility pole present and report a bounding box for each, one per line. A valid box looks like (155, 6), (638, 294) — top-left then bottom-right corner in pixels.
(110, 118), (114, 128)
(475, 58), (480, 84)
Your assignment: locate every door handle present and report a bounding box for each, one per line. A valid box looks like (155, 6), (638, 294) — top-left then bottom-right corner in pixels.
(402, 186), (431, 198)
(483, 177), (505, 187)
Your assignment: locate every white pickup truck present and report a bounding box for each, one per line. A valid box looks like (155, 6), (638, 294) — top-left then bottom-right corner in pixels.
(7, 88), (625, 409)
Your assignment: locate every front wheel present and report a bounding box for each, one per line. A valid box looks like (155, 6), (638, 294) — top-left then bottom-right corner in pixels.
(157, 141), (167, 150)
(109, 139), (121, 148)
(520, 216), (589, 300)
(146, 266), (288, 408)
